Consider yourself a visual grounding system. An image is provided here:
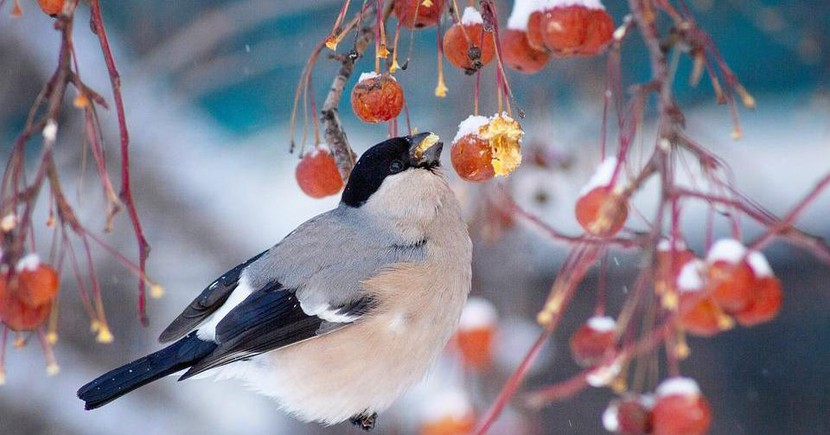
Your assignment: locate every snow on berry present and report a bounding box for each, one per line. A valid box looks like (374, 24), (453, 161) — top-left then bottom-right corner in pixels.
(15, 253), (42, 272)
(394, 0), (446, 29)
(705, 239), (755, 313)
(455, 297), (498, 370)
(442, 7), (496, 73)
(458, 296), (499, 330)
(451, 114), (524, 182)
(656, 377), (701, 397)
(746, 250), (773, 278)
(506, 0), (548, 31)
(453, 115), (490, 145)
(351, 72), (405, 123)
(585, 358), (622, 387)
(676, 259), (705, 292)
(706, 238), (748, 264)
(295, 145), (343, 198)
(570, 316), (617, 367)
(652, 377), (712, 435)
(579, 156), (620, 196)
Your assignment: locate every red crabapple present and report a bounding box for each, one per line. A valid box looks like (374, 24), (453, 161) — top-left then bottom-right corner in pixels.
(295, 146), (343, 198)
(442, 7), (496, 73)
(705, 239), (755, 313)
(655, 239), (697, 297)
(575, 157), (628, 236)
(652, 377), (712, 435)
(454, 297), (498, 370)
(569, 316), (617, 367)
(676, 259), (731, 336)
(38, 0), (64, 16)
(451, 116), (494, 182)
(575, 187), (628, 236)
(541, 2), (615, 57)
(735, 251), (782, 326)
(502, 0), (551, 73)
(0, 255), (59, 331)
(603, 394), (655, 434)
(501, 29), (550, 74)
(419, 390), (475, 435)
(394, 0), (445, 29)
(450, 114), (524, 182)
(351, 72), (405, 123)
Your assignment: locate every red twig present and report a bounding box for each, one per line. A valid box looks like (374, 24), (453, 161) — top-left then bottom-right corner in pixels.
(89, 0), (151, 325)
(473, 328), (553, 434)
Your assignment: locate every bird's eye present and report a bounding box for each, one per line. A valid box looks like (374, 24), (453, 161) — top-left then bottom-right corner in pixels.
(390, 160), (404, 173)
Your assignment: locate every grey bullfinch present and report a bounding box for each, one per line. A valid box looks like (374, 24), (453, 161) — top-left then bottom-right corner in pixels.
(77, 132), (473, 431)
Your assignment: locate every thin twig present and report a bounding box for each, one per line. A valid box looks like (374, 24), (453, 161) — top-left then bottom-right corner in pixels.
(89, 0), (151, 325)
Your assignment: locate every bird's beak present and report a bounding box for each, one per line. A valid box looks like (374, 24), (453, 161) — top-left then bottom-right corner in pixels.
(408, 132), (443, 168)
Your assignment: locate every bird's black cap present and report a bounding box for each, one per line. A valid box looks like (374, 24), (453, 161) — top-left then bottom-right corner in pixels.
(341, 133), (443, 208)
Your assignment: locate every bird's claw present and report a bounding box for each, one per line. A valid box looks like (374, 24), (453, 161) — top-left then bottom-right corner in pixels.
(349, 412), (378, 431)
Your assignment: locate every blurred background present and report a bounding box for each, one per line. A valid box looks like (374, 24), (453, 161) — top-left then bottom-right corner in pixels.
(1, 0), (829, 434)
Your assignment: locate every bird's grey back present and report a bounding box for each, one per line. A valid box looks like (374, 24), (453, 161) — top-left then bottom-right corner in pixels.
(243, 204), (428, 311)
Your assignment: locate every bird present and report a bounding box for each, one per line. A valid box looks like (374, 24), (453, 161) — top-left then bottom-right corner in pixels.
(77, 132), (473, 431)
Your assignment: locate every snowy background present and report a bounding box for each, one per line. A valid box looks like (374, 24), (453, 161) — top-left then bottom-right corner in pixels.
(0, 1), (829, 434)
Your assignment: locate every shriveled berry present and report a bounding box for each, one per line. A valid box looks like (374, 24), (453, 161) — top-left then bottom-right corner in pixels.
(442, 8), (496, 73)
(351, 73), (405, 123)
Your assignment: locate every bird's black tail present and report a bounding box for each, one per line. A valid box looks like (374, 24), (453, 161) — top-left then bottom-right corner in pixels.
(77, 332), (216, 410)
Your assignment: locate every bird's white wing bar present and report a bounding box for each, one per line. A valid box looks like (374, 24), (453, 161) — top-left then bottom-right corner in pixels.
(159, 250), (266, 343)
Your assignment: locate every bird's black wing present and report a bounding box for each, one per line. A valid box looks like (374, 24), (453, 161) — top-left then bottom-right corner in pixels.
(179, 281), (373, 379)
(158, 250), (267, 343)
